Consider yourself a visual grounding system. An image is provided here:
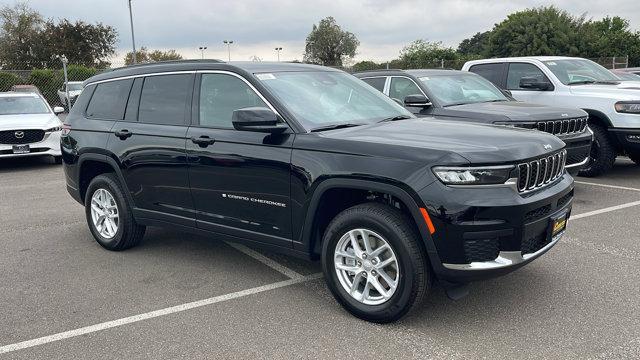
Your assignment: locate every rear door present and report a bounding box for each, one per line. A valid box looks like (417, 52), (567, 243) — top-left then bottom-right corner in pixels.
(107, 73), (195, 227)
(186, 71), (294, 247)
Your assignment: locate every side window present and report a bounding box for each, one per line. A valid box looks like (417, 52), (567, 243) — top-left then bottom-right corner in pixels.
(198, 73), (267, 128)
(507, 63), (549, 90)
(85, 79), (133, 120)
(138, 74), (192, 125)
(361, 77), (386, 92)
(468, 63), (504, 87)
(389, 77), (422, 101)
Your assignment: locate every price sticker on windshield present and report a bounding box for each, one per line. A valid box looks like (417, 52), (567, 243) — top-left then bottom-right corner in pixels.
(256, 73), (276, 80)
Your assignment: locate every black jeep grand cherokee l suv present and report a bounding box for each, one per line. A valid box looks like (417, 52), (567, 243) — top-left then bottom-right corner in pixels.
(62, 61), (573, 323)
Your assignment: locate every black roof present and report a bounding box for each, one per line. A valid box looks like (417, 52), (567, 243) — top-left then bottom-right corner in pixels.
(354, 68), (467, 78)
(85, 60), (338, 85)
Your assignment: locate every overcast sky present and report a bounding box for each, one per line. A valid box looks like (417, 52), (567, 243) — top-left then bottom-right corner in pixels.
(9, 0), (640, 64)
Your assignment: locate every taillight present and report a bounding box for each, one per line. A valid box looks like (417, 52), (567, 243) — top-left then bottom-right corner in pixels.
(61, 124), (72, 135)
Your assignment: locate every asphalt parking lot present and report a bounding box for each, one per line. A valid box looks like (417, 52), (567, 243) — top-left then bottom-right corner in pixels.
(1, 157), (639, 359)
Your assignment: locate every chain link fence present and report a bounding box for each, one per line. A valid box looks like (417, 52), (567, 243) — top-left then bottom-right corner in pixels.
(0, 61), (126, 109)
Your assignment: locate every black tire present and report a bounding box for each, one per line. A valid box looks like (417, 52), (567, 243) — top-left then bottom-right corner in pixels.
(628, 152), (640, 165)
(321, 203), (429, 323)
(84, 173), (145, 251)
(53, 156), (62, 164)
(578, 123), (616, 177)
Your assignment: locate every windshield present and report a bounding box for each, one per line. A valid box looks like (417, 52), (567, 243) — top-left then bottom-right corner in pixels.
(417, 73), (508, 106)
(67, 83), (83, 91)
(542, 59), (620, 85)
(614, 72), (640, 81)
(256, 71), (413, 130)
(0, 96), (50, 115)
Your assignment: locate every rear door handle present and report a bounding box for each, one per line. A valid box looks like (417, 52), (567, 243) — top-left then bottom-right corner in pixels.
(191, 135), (215, 147)
(114, 129), (133, 140)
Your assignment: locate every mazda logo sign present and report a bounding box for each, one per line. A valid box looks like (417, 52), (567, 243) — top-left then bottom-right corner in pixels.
(14, 131), (24, 139)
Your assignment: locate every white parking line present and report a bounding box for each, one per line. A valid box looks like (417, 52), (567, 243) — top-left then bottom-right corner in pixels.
(0, 273), (323, 355)
(225, 242), (304, 279)
(575, 181), (640, 192)
(570, 200), (640, 221)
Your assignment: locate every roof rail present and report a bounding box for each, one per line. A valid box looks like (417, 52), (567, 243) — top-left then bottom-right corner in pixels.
(108, 59), (225, 71)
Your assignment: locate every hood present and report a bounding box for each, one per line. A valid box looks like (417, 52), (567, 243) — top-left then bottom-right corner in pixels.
(320, 119), (565, 164)
(569, 83), (640, 100)
(0, 113), (61, 131)
(440, 101), (587, 122)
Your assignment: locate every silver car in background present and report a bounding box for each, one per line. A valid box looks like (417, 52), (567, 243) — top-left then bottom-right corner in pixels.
(57, 81), (84, 110)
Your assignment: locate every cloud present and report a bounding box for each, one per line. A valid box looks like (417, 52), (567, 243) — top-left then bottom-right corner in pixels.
(18, 0), (640, 63)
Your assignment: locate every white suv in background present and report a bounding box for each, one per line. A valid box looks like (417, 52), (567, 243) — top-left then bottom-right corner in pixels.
(0, 92), (65, 163)
(462, 56), (640, 176)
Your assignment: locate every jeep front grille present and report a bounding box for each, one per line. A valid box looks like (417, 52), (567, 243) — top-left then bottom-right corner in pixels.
(516, 150), (566, 193)
(536, 117), (588, 136)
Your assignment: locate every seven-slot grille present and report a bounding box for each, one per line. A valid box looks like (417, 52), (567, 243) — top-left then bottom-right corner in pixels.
(517, 150), (566, 192)
(536, 117), (588, 136)
(0, 129), (45, 145)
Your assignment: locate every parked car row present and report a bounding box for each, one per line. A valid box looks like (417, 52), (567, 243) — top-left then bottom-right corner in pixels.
(60, 60), (575, 323)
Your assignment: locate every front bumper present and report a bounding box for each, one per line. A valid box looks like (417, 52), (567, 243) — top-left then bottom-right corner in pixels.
(609, 128), (640, 154)
(561, 131), (592, 173)
(419, 172), (573, 283)
(0, 131), (62, 158)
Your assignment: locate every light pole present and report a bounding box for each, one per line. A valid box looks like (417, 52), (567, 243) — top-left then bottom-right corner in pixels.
(198, 46), (207, 59)
(57, 55), (70, 110)
(274, 47), (282, 61)
(223, 40), (234, 61)
(127, 0), (137, 64)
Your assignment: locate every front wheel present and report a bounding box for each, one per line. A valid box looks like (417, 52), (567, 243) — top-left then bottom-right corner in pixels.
(321, 203), (430, 323)
(578, 123), (616, 177)
(85, 173), (145, 251)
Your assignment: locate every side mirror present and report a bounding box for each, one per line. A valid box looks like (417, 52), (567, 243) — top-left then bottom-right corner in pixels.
(500, 89), (513, 97)
(403, 94), (431, 107)
(232, 107), (288, 134)
(53, 106), (65, 114)
(519, 77), (552, 90)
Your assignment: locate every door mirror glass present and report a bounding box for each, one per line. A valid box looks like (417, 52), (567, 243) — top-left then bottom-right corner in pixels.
(403, 94), (431, 107)
(232, 107), (288, 134)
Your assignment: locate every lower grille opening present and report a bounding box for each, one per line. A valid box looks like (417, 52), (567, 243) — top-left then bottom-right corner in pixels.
(557, 190), (574, 209)
(521, 233), (550, 255)
(463, 238), (499, 263)
(524, 205), (551, 222)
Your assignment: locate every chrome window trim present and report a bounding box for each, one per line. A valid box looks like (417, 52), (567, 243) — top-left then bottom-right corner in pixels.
(85, 71), (197, 86)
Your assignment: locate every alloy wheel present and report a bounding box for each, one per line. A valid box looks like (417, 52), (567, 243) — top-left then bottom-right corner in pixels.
(90, 188), (119, 239)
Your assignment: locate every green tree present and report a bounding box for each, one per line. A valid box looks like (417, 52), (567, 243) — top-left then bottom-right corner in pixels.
(352, 60), (383, 72)
(485, 6), (583, 57)
(398, 40), (458, 69)
(581, 16), (640, 66)
(0, 71), (22, 91)
(124, 46), (183, 65)
(0, 2), (44, 69)
(457, 31), (491, 56)
(40, 19), (117, 68)
(304, 17), (359, 66)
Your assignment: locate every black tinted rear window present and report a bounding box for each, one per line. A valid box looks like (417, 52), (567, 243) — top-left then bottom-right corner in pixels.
(85, 79), (133, 120)
(361, 77), (386, 92)
(468, 63), (504, 87)
(138, 74), (192, 125)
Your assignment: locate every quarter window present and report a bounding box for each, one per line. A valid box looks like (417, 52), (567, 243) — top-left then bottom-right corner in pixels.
(198, 73), (267, 128)
(361, 77), (386, 92)
(507, 63), (549, 90)
(389, 77), (423, 102)
(138, 74), (192, 125)
(85, 79), (133, 120)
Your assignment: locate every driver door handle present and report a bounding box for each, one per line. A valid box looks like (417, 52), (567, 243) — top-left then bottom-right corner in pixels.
(114, 129), (133, 140)
(191, 135), (215, 147)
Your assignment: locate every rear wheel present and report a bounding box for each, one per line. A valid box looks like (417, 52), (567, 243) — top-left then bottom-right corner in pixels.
(85, 173), (145, 250)
(321, 203), (429, 323)
(578, 123), (616, 177)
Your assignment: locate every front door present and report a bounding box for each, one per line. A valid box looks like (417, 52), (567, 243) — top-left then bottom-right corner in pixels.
(186, 72), (294, 247)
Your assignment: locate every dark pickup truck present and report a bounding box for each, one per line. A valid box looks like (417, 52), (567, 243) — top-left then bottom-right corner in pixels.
(355, 69), (593, 175)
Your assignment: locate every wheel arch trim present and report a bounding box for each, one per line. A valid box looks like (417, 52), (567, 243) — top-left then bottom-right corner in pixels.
(77, 153), (135, 206)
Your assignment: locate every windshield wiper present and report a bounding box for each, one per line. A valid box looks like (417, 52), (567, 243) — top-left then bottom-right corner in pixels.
(377, 115), (413, 123)
(309, 123), (365, 132)
(568, 80), (596, 85)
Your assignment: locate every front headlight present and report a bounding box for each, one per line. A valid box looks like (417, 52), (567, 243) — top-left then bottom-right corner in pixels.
(433, 166), (514, 185)
(45, 126), (62, 132)
(615, 101), (640, 114)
